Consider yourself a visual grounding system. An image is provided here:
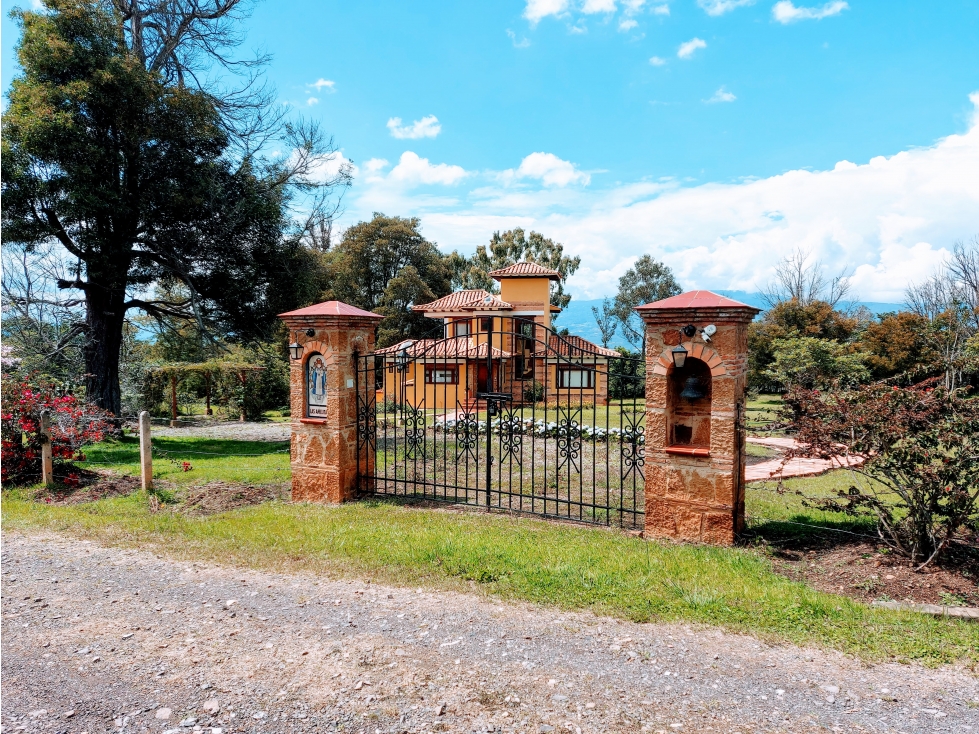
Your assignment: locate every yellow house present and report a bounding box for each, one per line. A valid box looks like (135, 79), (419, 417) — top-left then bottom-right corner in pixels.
(375, 262), (618, 409)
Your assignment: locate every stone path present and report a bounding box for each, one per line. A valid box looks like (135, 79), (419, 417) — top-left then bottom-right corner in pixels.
(745, 437), (864, 483)
(3, 532), (977, 734)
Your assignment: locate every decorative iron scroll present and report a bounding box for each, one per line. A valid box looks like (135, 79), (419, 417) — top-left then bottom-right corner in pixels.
(454, 405), (480, 463)
(402, 405), (426, 460)
(356, 400), (376, 454)
(556, 405), (582, 472)
(499, 409), (523, 465)
(621, 409), (645, 482)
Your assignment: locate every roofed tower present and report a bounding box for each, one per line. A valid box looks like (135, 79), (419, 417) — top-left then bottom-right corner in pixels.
(489, 262), (561, 328)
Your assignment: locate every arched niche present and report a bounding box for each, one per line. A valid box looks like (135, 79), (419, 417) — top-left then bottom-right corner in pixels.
(667, 357), (712, 452)
(305, 351), (330, 419)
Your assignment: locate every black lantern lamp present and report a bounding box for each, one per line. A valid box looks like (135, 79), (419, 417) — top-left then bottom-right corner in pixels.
(396, 346), (411, 372)
(288, 328), (316, 361)
(671, 344), (688, 369)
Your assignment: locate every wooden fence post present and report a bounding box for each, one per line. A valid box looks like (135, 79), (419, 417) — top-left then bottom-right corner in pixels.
(40, 409), (54, 488)
(139, 411), (153, 492)
(169, 375), (179, 427)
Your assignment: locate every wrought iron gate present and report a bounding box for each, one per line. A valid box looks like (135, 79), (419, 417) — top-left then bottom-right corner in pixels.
(355, 320), (645, 528)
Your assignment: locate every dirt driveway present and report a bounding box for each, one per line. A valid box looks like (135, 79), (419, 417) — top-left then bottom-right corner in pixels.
(2, 532), (976, 734)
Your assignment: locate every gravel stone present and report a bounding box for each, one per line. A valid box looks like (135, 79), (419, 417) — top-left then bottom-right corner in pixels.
(3, 530), (978, 734)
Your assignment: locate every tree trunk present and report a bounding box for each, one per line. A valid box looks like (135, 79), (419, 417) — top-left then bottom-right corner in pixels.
(83, 284), (127, 416)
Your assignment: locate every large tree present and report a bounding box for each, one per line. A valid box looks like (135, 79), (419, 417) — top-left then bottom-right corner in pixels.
(1, 0), (347, 415)
(447, 228), (581, 312)
(321, 214), (452, 347)
(612, 255), (682, 347)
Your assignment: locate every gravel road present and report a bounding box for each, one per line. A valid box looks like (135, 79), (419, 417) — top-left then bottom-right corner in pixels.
(3, 532), (977, 734)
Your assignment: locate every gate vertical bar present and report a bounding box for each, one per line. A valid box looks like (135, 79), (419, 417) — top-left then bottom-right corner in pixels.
(485, 315), (493, 508)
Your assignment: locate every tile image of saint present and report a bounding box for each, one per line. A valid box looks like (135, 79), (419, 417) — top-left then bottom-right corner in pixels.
(306, 354), (328, 418)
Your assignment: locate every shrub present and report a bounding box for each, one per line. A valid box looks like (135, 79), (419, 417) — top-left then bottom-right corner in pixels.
(787, 379), (979, 568)
(1, 375), (113, 486)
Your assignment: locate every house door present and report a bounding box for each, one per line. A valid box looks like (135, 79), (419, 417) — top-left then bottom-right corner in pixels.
(477, 363), (490, 393)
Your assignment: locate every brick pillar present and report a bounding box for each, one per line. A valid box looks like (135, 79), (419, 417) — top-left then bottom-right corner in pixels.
(636, 291), (759, 545)
(278, 301), (383, 504)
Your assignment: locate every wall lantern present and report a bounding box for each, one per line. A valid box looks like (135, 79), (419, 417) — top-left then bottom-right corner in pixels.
(396, 347), (410, 372)
(671, 344), (688, 369)
(287, 329), (316, 361)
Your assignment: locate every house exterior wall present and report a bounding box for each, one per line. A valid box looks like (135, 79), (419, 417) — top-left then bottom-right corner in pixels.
(498, 277), (552, 328)
(639, 307), (754, 545)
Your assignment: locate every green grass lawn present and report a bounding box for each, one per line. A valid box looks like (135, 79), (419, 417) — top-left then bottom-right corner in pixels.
(746, 393), (784, 433)
(80, 436), (290, 486)
(3, 434), (976, 667)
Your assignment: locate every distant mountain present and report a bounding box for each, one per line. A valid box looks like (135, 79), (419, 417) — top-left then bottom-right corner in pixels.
(554, 292), (903, 350)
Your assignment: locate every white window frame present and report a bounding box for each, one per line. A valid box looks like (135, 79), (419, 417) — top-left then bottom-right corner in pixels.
(558, 368), (595, 389)
(425, 366), (459, 384)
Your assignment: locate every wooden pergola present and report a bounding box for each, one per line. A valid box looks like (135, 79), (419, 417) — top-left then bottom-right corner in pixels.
(146, 362), (265, 425)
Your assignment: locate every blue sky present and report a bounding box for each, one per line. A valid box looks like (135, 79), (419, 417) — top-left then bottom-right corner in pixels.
(4, 1), (979, 302)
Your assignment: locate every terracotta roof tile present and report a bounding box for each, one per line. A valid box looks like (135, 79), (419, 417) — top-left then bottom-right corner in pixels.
(375, 337), (511, 359)
(279, 301), (384, 319)
(488, 262), (562, 281)
(532, 334), (619, 358)
(412, 290), (512, 313)
(635, 290), (760, 312)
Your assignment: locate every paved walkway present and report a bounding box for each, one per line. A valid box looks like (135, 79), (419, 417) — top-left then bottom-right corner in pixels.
(745, 437), (864, 483)
(4, 532), (976, 734)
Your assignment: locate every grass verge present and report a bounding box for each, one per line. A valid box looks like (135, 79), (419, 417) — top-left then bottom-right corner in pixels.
(3, 487), (976, 667)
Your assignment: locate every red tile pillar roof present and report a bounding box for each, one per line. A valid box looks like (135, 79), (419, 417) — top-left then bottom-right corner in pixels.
(636, 291), (760, 545)
(278, 301), (383, 504)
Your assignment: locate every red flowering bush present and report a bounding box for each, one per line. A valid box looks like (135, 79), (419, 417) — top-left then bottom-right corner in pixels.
(1, 375), (114, 487)
(786, 379), (979, 568)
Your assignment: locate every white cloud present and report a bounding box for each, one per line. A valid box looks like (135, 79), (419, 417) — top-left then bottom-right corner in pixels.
(364, 158), (389, 174)
(772, 1), (848, 23)
(341, 93), (979, 304)
(705, 86), (736, 103)
(652, 4), (670, 15)
(507, 29), (532, 47)
(622, 0), (646, 10)
(677, 37), (707, 59)
(582, 0), (616, 12)
(619, 18), (638, 30)
(504, 152), (591, 187)
(649, 56), (667, 66)
(698, 0), (754, 15)
(302, 150), (357, 184)
(307, 78), (336, 92)
(388, 152), (468, 186)
(387, 115), (442, 140)
(524, 0), (570, 23)
(306, 97), (319, 106)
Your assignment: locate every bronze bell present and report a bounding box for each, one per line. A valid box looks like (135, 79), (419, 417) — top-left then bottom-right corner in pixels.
(679, 376), (706, 400)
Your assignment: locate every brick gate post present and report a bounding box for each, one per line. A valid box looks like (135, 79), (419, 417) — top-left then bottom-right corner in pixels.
(278, 301), (383, 504)
(636, 291), (760, 545)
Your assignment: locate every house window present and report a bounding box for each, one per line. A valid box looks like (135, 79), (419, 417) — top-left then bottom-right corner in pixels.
(425, 365), (459, 384)
(454, 321), (471, 337)
(558, 368), (595, 389)
(480, 317), (493, 332)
